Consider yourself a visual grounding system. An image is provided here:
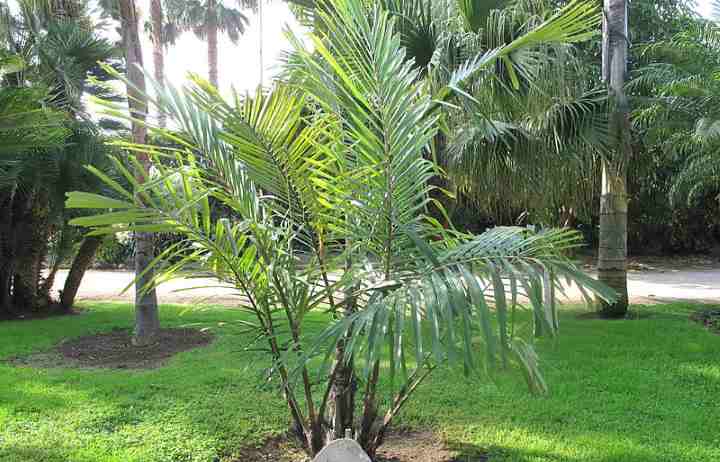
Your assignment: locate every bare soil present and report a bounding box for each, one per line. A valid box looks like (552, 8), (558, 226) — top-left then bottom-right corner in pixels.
(9, 327), (213, 369)
(234, 429), (488, 462)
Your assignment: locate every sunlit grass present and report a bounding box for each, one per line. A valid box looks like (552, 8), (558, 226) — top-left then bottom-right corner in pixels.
(1, 302), (718, 461)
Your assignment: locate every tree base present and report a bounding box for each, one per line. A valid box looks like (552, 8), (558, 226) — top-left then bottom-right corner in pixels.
(596, 296), (629, 319)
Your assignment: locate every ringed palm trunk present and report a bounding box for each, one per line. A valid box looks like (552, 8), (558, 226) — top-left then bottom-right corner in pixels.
(119, 0), (161, 345)
(598, 0), (630, 317)
(60, 235), (102, 311)
(207, 0), (219, 89)
(150, 0), (166, 128)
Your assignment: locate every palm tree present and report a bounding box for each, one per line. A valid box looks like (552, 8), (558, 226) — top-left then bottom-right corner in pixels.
(167, 0), (256, 88)
(150, 0), (167, 127)
(146, 0), (180, 127)
(413, 0), (608, 231)
(0, 84), (67, 315)
(0, 0), (117, 315)
(69, 0), (610, 457)
(597, 0), (631, 317)
(118, 0), (161, 345)
(630, 6), (720, 208)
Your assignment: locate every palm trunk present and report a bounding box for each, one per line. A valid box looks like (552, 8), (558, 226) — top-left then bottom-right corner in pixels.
(119, 0), (161, 345)
(41, 263), (60, 301)
(134, 231), (160, 344)
(326, 272), (358, 442)
(60, 235), (102, 311)
(150, 0), (166, 128)
(0, 191), (14, 315)
(598, 0), (630, 317)
(207, 0), (219, 89)
(12, 188), (47, 312)
(327, 340), (357, 441)
(0, 269), (11, 317)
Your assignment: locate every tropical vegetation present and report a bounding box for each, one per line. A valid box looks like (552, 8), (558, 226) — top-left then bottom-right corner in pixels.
(1, 0), (720, 460)
(0, 0), (119, 316)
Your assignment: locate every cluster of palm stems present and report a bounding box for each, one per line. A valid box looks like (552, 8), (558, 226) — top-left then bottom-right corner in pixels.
(0, 0), (118, 315)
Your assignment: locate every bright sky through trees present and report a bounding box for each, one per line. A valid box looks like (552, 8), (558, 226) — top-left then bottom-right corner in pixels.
(133, 0), (304, 94)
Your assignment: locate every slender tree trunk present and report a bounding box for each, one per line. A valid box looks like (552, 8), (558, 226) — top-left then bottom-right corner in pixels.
(60, 235), (102, 311)
(207, 0), (219, 88)
(598, 0), (630, 317)
(119, 0), (161, 345)
(134, 231), (160, 343)
(150, 0), (166, 128)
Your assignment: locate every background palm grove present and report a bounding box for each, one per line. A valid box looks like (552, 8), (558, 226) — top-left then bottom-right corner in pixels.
(1, 0), (720, 461)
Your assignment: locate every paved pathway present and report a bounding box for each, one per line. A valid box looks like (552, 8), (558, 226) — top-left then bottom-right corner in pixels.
(52, 265), (720, 306)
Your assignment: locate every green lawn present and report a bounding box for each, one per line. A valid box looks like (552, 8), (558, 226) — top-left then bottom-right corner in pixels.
(1, 302), (718, 462)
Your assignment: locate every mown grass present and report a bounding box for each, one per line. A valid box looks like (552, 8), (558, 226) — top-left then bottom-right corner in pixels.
(0, 302), (718, 462)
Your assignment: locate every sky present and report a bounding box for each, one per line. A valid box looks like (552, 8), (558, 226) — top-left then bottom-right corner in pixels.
(131, 0), (305, 95)
(698, 0), (715, 17)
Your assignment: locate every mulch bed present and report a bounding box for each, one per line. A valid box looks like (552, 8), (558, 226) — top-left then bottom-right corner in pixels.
(690, 309), (720, 334)
(9, 327), (214, 369)
(235, 429), (488, 462)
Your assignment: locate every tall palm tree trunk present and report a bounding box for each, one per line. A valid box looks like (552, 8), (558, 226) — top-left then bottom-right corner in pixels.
(119, 0), (161, 345)
(60, 235), (102, 311)
(598, 0), (630, 317)
(150, 0), (167, 128)
(207, 0), (219, 88)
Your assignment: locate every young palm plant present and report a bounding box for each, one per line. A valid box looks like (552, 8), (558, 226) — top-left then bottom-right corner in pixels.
(68, 0), (612, 457)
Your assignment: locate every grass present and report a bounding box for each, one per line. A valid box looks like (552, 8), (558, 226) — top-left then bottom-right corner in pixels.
(1, 301), (719, 461)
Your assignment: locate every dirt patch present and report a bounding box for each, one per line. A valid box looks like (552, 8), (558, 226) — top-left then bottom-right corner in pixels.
(235, 433), (308, 462)
(234, 429), (487, 462)
(376, 429), (486, 462)
(10, 327), (213, 369)
(690, 309), (720, 334)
